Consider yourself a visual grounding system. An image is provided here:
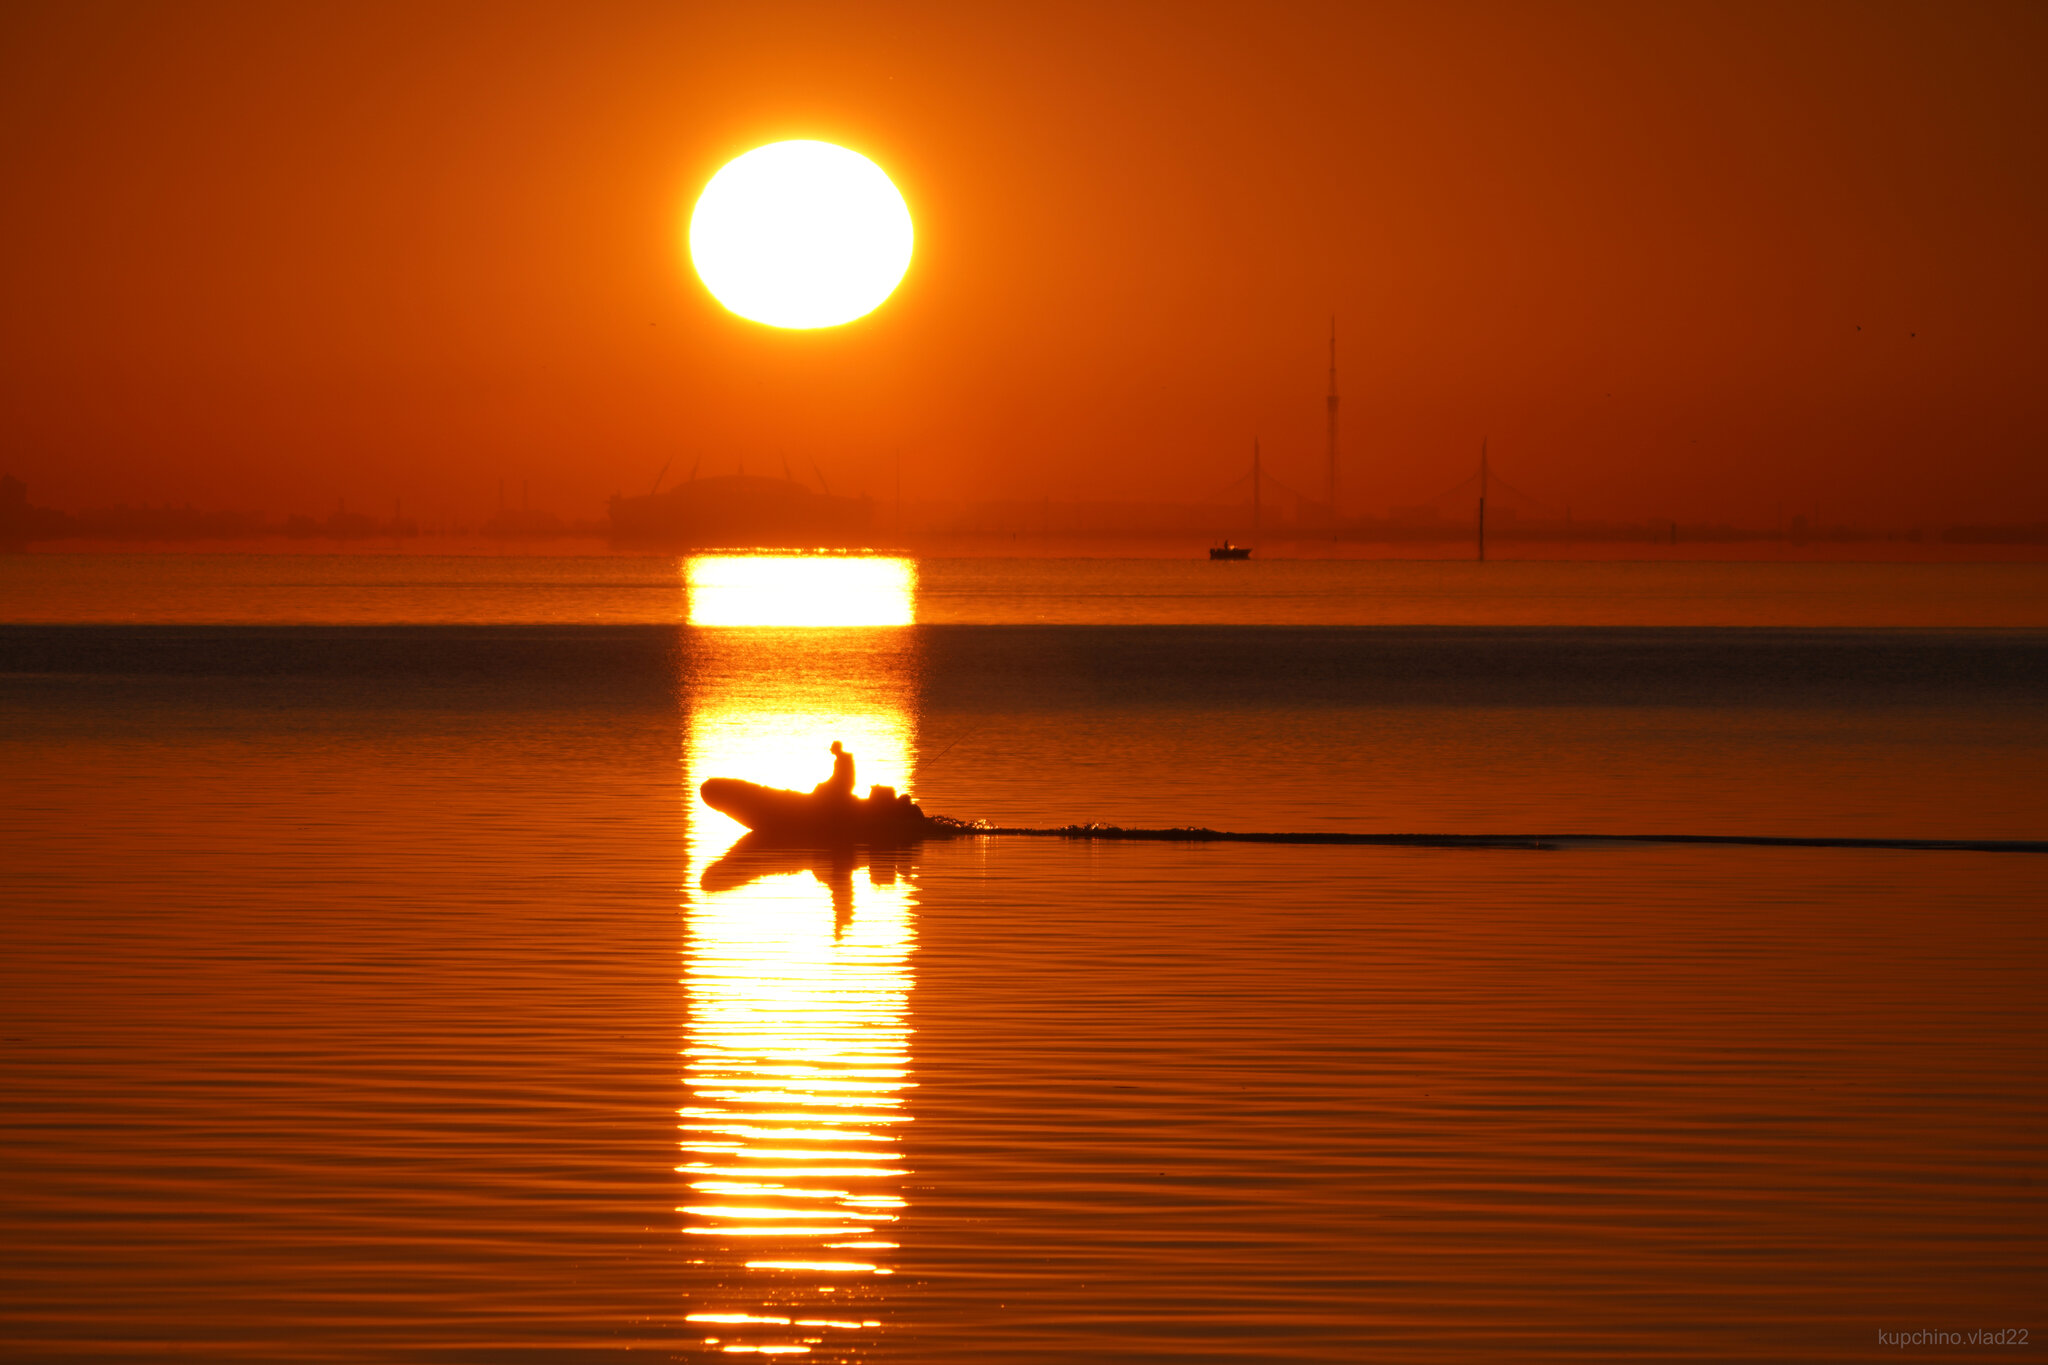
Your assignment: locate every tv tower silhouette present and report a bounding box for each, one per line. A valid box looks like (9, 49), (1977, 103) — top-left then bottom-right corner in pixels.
(1325, 317), (1340, 522)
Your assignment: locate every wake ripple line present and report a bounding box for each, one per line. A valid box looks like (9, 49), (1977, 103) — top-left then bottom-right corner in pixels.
(961, 824), (2048, 854)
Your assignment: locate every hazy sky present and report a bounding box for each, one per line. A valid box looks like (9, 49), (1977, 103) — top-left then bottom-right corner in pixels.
(2, 0), (2043, 525)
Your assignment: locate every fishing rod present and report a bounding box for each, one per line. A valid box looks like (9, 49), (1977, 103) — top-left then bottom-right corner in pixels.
(918, 723), (982, 769)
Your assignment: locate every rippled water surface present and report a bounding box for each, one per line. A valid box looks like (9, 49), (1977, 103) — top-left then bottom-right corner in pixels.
(5, 552), (2048, 626)
(3, 557), (2045, 1360)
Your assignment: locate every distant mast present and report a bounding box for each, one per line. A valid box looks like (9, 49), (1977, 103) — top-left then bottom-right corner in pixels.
(1477, 438), (1488, 563)
(1252, 438), (1262, 538)
(1325, 317), (1339, 529)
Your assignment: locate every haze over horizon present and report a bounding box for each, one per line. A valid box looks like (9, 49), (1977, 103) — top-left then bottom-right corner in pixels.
(2, 1), (2043, 530)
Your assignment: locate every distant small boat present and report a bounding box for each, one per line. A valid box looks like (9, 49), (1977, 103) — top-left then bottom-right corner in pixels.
(700, 777), (957, 845)
(1208, 540), (1252, 560)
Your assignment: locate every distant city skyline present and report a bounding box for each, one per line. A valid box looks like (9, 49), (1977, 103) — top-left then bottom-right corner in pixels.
(8, 467), (2042, 555)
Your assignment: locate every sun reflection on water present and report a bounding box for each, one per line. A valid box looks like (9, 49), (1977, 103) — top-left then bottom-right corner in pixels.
(680, 555), (918, 1358)
(687, 555), (916, 627)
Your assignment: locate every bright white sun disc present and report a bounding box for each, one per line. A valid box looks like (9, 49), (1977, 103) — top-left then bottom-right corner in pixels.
(689, 140), (914, 329)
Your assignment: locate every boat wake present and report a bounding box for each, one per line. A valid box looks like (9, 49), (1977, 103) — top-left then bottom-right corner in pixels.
(970, 824), (2048, 855)
(702, 753), (2043, 856)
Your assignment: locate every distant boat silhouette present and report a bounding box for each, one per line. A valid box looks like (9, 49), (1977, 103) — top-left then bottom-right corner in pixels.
(1208, 539), (1252, 560)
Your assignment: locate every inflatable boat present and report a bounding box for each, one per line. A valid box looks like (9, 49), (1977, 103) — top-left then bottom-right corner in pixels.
(699, 777), (958, 845)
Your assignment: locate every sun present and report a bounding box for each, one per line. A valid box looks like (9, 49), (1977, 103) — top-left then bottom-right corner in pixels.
(688, 140), (914, 330)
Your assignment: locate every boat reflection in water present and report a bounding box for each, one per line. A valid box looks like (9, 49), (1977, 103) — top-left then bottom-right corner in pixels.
(680, 555), (919, 1358)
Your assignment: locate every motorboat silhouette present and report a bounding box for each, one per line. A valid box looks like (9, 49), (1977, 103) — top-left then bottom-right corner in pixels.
(700, 741), (962, 845)
(699, 776), (950, 844)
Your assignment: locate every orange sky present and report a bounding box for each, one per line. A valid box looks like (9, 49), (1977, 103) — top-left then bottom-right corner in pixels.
(1, 0), (2043, 527)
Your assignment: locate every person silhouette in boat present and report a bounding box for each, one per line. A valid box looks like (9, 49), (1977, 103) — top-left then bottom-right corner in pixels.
(813, 740), (856, 801)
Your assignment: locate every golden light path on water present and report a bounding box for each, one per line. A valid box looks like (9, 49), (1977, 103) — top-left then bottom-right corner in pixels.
(680, 556), (919, 1358)
(686, 556), (916, 628)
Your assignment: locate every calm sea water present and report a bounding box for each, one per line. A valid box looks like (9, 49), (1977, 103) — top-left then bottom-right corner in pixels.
(3, 556), (2044, 1361)
(4, 552), (2048, 626)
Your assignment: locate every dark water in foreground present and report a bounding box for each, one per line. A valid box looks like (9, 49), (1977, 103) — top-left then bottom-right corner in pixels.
(4, 616), (2045, 1360)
